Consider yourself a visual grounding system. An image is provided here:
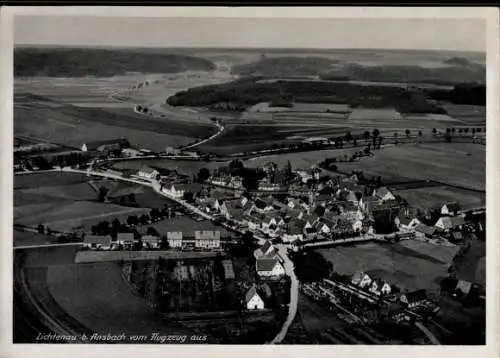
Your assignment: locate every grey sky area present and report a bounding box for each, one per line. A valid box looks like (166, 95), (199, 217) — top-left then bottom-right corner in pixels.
(14, 16), (485, 52)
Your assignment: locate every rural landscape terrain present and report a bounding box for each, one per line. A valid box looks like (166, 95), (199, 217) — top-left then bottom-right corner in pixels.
(14, 44), (486, 345)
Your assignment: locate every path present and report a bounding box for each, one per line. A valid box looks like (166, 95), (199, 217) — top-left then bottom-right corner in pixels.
(415, 321), (440, 344)
(270, 244), (299, 344)
(14, 242), (83, 250)
(182, 121), (225, 149)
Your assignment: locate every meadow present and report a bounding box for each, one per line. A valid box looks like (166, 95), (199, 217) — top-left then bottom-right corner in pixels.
(337, 142), (485, 191)
(393, 186), (485, 211)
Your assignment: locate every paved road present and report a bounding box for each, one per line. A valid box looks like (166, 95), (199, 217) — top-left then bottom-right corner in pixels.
(270, 244), (299, 344)
(183, 122), (225, 149)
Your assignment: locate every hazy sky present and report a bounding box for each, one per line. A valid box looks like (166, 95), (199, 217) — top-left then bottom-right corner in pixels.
(14, 16), (486, 52)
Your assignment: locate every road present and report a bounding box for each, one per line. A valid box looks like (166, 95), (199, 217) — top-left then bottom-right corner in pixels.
(415, 321), (440, 344)
(270, 244), (299, 344)
(14, 242), (83, 250)
(182, 121), (225, 149)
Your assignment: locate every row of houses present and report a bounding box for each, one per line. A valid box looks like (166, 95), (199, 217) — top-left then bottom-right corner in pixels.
(83, 230), (222, 251)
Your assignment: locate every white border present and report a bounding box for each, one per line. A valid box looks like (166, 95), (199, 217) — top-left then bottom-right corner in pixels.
(1, 6), (499, 358)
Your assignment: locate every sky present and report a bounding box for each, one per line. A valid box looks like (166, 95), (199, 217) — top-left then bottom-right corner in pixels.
(14, 16), (486, 52)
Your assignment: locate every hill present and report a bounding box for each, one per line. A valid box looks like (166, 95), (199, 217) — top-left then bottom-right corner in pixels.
(14, 48), (216, 77)
(231, 56), (338, 77)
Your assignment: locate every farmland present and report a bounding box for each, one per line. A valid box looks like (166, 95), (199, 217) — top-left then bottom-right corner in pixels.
(110, 158), (227, 176)
(14, 172), (88, 189)
(137, 216), (232, 238)
(75, 250), (220, 263)
(336, 142), (485, 191)
(15, 200), (150, 233)
(316, 240), (460, 294)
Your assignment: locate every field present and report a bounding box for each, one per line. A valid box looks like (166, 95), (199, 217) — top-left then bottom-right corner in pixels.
(14, 172), (88, 189)
(393, 186), (485, 211)
(47, 262), (196, 338)
(14, 200), (150, 233)
(14, 229), (60, 247)
(316, 241), (460, 294)
(110, 158), (227, 176)
(337, 142), (485, 191)
(75, 250), (220, 263)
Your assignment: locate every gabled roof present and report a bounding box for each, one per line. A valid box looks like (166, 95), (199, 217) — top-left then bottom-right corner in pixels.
(415, 224), (437, 235)
(255, 198), (270, 209)
(374, 187), (392, 198)
(256, 258), (280, 272)
(117, 232), (134, 241)
(139, 166), (158, 175)
(245, 285), (261, 303)
(177, 183), (203, 193)
(287, 219), (307, 235)
(397, 215), (413, 226)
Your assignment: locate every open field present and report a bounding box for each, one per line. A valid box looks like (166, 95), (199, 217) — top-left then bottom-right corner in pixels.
(15, 201), (150, 233)
(337, 142), (485, 191)
(47, 262), (196, 337)
(75, 250), (220, 263)
(316, 241), (460, 293)
(393, 186), (485, 211)
(17, 182), (98, 203)
(13, 230), (60, 247)
(14, 93), (210, 151)
(14, 172), (88, 189)
(16, 245), (80, 267)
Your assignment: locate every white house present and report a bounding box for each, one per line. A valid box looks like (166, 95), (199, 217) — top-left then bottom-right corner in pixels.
(395, 216), (422, 231)
(84, 235), (112, 250)
(167, 231), (183, 248)
(116, 233), (135, 248)
(373, 187), (396, 202)
(256, 258), (285, 278)
(253, 240), (277, 259)
(162, 184), (185, 199)
(245, 286), (265, 310)
(369, 279), (392, 296)
(351, 271), (373, 289)
(435, 216), (465, 231)
(194, 230), (221, 249)
(138, 166), (160, 181)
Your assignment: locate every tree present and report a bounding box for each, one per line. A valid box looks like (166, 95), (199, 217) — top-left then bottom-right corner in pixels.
(229, 159), (244, 174)
(451, 128), (456, 133)
(372, 128), (380, 138)
(128, 193), (136, 202)
(405, 129), (410, 137)
(464, 128), (469, 134)
(285, 160), (293, 179)
(197, 167), (210, 182)
(458, 128), (463, 133)
(418, 130), (422, 137)
(241, 231), (258, 251)
(183, 191), (194, 203)
(37, 224), (45, 234)
(394, 132), (398, 138)
(112, 218), (121, 232)
(445, 133), (452, 142)
(432, 128), (437, 135)
(140, 214), (150, 225)
(472, 128), (476, 134)
(289, 250), (333, 283)
(159, 236), (170, 250)
(363, 131), (370, 140)
(446, 128), (451, 133)
(345, 131), (353, 143)
(146, 227), (160, 237)
(127, 215), (138, 226)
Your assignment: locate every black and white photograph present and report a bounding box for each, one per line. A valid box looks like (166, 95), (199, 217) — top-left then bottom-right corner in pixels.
(1, 6), (499, 353)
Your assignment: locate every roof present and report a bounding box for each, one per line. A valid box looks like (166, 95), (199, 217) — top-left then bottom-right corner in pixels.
(404, 289), (427, 303)
(313, 205), (326, 217)
(415, 224), (437, 235)
(117, 232), (134, 241)
(177, 183), (203, 193)
(397, 215), (413, 226)
(255, 198), (269, 210)
(436, 216), (465, 229)
(245, 285), (261, 303)
(256, 258), (280, 272)
(139, 166), (158, 175)
(375, 187), (392, 198)
(141, 235), (159, 242)
(84, 235), (112, 245)
(287, 219), (307, 235)
(451, 231), (464, 240)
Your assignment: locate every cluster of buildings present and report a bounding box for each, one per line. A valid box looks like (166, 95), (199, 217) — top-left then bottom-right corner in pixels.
(83, 229), (223, 251)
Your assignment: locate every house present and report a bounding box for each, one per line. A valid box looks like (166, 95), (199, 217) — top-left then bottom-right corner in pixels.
(245, 285), (265, 310)
(222, 259), (235, 279)
(162, 184), (186, 199)
(141, 235), (160, 249)
(414, 224), (437, 238)
(296, 170), (313, 184)
(435, 216), (466, 231)
(304, 226), (318, 241)
(335, 218), (355, 236)
(373, 187), (396, 202)
(167, 231), (183, 248)
(256, 257), (285, 277)
(454, 280), (473, 296)
(122, 148), (142, 157)
(346, 190), (362, 204)
(84, 235), (112, 250)
(137, 166), (160, 181)
(369, 279), (392, 296)
(315, 218), (335, 235)
(394, 215), (421, 231)
(253, 240), (277, 259)
(244, 213), (263, 231)
(194, 230), (221, 249)
(359, 195), (378, 213)
(400, 289), (427, 308)
(81, 138), (130, 153)
(252, 198), (275, 213)
(450, 231), (464, 243)
(351, 271), (373, 288)
(283, 219), (305, 243)
(116, 233), (135, 248)
(441, 202), (461, 216)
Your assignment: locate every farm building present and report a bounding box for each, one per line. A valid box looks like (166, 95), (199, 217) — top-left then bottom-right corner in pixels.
(137, 166), (160, 181)
(373, 187), (396, 202)
(256, 257), (285, 278)
(253, 240), (277, 259)
(435, 216), (466, 231)
(283, 219), (305, 243)
(83, 235), (112, 250)
(351, 271), (373, 289)
(116, 233), (134, 248)
(122, 148), (142, 157)
(81, 138), (130, 153)
(414, 224), (437, 238)
(368, 279), (392, 296)
(245, 285), (265, 310)
(194, 230), (221, 249)
(141, 235), (159, 249)
(394, 215), (421, 231)
(167, 231), (183, 248)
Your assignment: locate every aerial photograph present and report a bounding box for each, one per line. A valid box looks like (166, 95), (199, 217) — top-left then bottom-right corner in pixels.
(12, 14), (486, 345)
